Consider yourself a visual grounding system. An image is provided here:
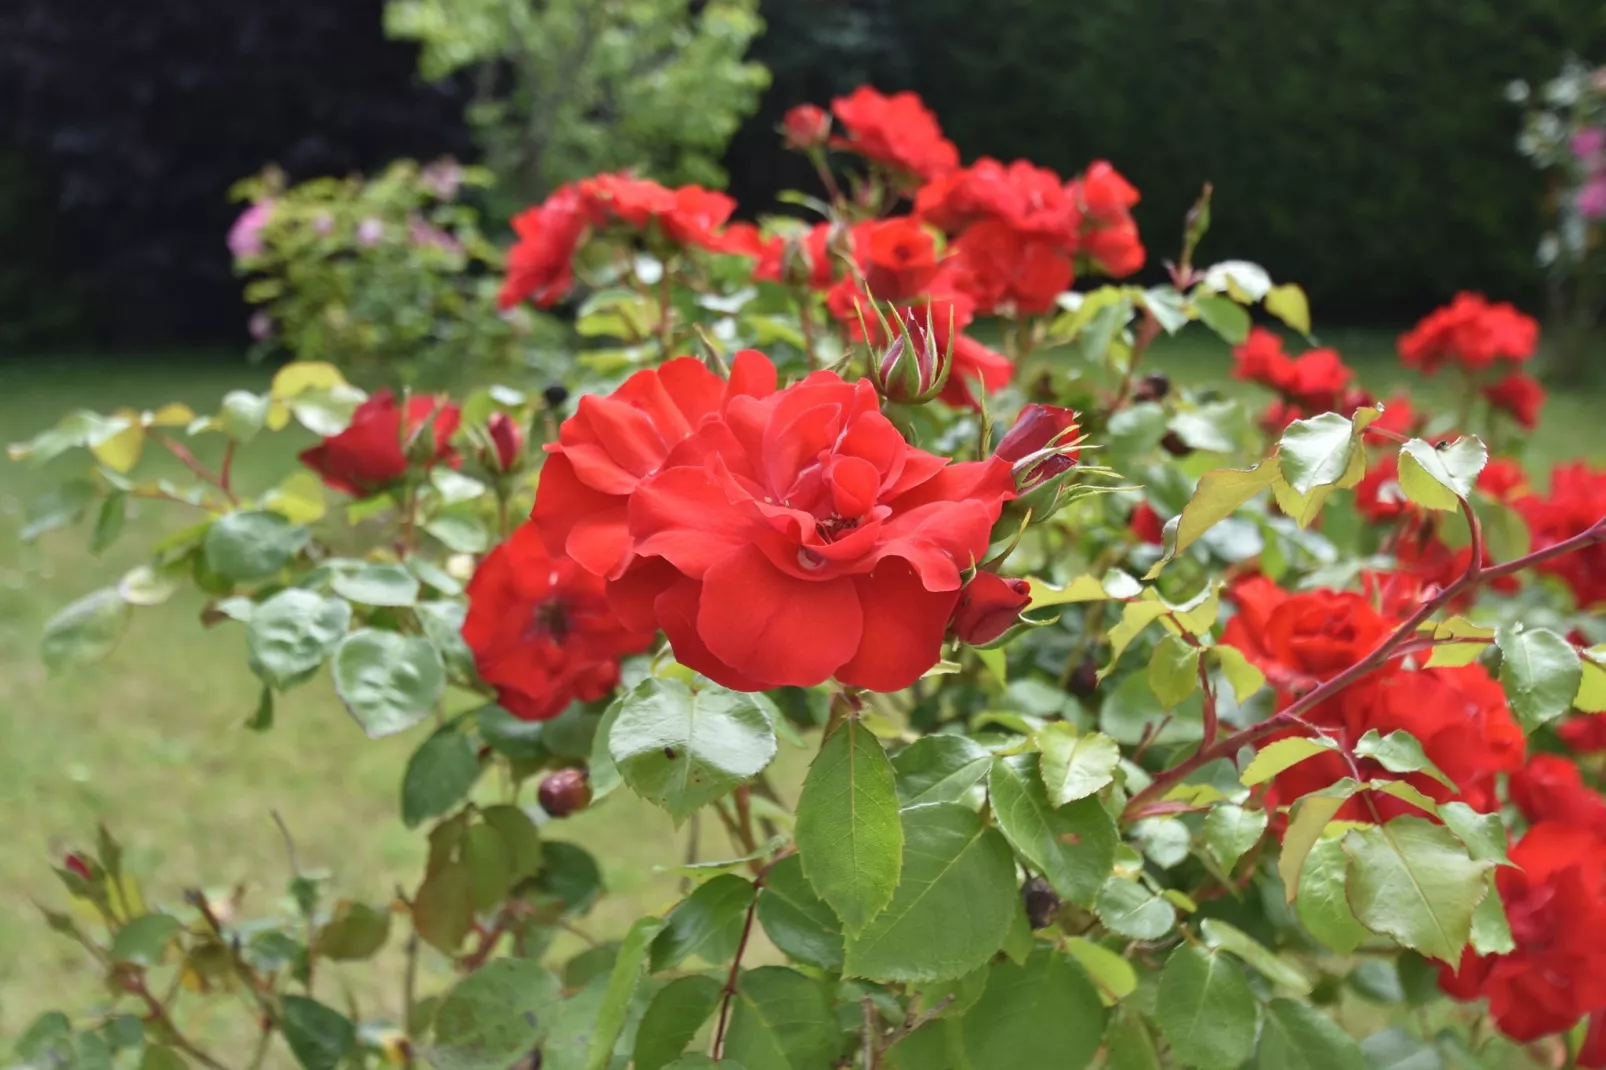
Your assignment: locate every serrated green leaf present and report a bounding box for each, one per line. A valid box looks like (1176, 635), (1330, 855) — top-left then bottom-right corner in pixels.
(1036, 725), (1120, 806)
(1203, 804), (1268, 872)
(1354, 730), (1454, 789)
(988, 754), (1117, 906)
(332, 629), (446, 738)
(1397, 437), (1486, 511)
(1437, 802), (1510, 866)
(1469, 876), (1514, 956)
(1212, 646), (1266, 702)
(203, 510), (310, 582)
(1279, 413), (1360, 496)
(1296, 837), (1369, 954)
(756, 854), (843, 972)
(651, 875), (753, 972)
(1148, 635), (1201, 708)
(430, 959), (562, 1070)
(1200, 918), (1310, 994)
(331, 562), (420, 606)
(960, 948), (1107, 1070)
(891, 734), (992, 808)
(1277, 780), (1361, 902)
(401, 726), (480, 828)
(41, 587), (128, 671)
(585, 917), (666, 1070)
(634, 975), (724, 1070)
(247, 589), (351, 689)
(1256, 998), (1366, 1070)
(1342, 817), (1492, 962)
(722, 966), (837, 1070)
(281, 996), (356, 1070)
(794, 719), (902, 934)
(1496, 625), (1582, 731)
(1241, 737), (1337, 786)
(1095, 878), (1176, 940)
(1156, 944), (1258, 1070)
(1147, 462), (1279, 579)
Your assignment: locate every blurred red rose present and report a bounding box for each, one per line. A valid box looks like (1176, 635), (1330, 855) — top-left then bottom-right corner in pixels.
(1509, 754), (1606, 834)
(1484, 371), (1546, 430)
(1399, 292), (1538, 373)
(1516, 462), (1606, 608)
(950, 571), (1032, 645)
(859, 217), (944, 302)
(1560, 714), (1606, 754)
(499, 185), (589, 309)
(299, 390), (460, 496)
(462, 523), (655, 721)
(830, 87), (959, 180)
(1130, 502), (1166, 545)
(782, 103), (831, 150)
(915, 158), (1081, 244)
(950, 221), (1074, 314)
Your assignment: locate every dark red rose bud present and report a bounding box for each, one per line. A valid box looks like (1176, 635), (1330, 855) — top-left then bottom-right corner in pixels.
(1160, 430), (1192, 457)
(485, 412), (524, 472)
(1022, 876), (1061, 929)
(782, 104), (832, 150)
(994, 404), (1080, 489)
(542, 383), (570, 409)
(950, 571), (1032, 646)
(1129, 502), (1167, 545)
(538, 768), (593, 818)
(1134, 372), (1171, 402)
(869, 305), (951, 405)
(1067, 656), (1101, 698)
(64, 852), (93, 881)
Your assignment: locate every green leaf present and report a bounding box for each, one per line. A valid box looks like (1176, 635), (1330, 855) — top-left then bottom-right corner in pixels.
(1241, 737), (1337, 786)
(464, 823), (512, 912)
(313, 901), (391, 961)
(651, 874), (754, 971)
(1264, 283), (1312, 335)
(1469, 876), (1514, 955)
(1104, 1008), (1162, 1070)
(1155, 944), (1259, 1070)
(1358, 1028), (1442, 1070)
(1027, 573), (1111, 608)
(961, 947), (1107, 1070)
(608, 679), (778, 824)
(891, 734), (991, 807)
(1342, 817), (1492, 962)
(1194, 294), (1252, 344)
(1495, 624), (1582, 731)
(1437, 802), (1510, 865)
(109, 913), (182, 966)
(1575, 645), (1606, 713)
(1256, 998), (1366, 1070)
(1202, 804), (1267, 872)
(90, 493), (127, 554)
(1036, 725), (1120, 806)
(586, 917), (667, 1070)
(1397, 437), (1487, 511)
(247, 589), (351, 689)
(203, 510), (310, 582)
(477, 703), (546, 759)
(722, 966), (839, 1070)
(1276, 780), (1361, 901)
(1296, 837), (1369, 954)
(41, 587), (128, 670)
(280, 996), (356, 1070)
(843, 803), (1017, 982)
(1101, 600), (1170, 675)
(14, 1011), (72, 1061)
(1148, 462), (1278, 577)
(1279, 413), (1360, 496)
(480, 805), (543, 879)
(139, 1046), (189, 1070)
(536, 841), (604, 917)
(331, 562), (420, 606)
(1354, 730), (1454, 788)
(20, 478), (98, 541)
(401, 726), (481, 828)
(1200, 918), (1310, 994)
(1148, 635), (1201, 708)
(426, 513), (490, 553)
(412, 861), (474, 953)
(418, 598), (474, 679)
(1212, 646), (1266, 702)
(634, 975), (724, 1070)
(794, 719), (902, 934)
(1095, 878), (1176, 940)
(332, 629), (446, 738)
(756, 854), (844, 972)
(430, 959), (562, 1070)
(1063, 936), (1138, 1001)
(988, 754), (1117, 906)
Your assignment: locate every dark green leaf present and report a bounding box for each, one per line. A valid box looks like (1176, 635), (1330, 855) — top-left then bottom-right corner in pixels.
(1256, 998), (1366, 1070)
(1194, 294), (1251, 344)
(1104, 1007), (1162, 1070)
(430, 959), (562, 1070)
(794, 719), (902, 933)
(413, 861), (474, 953)
(756, 854), (844, 972)
(247, 589), (351, 689)
(891, 734), (991, 807)
(1156, 945), (1258, 1070)
(843, 804), (1017, 983)
(1342, 817), (1491, 962)
(332, 628), (446, 738)
(90, 493), (127, 554)
(1495, 625), (1582, 732)
(477, 703), (546, 759)
(481, 804), (543, 879)
(987, 754), (1116, 906)
(464, 823), (512, 912)
(280, 996), (356, 1070)
(586, 917), (666, 1070)
(1202, 803), (1267, 872)
(535, 841), (604, 916)
(1094, 878), (1176, 940)
(608, 679), (777, 823)
(961, 948), (1106, 1070)
(723, 966), (839, 1070)
(109, 913), (182, 966)
(41, 587), (128, 670)
(634, 975), (724, 1070)
(15, 1011), (72, 1060)
(401, 726), (481, 828)
(313, 901), (391, 961)
(332, 562), (420, 606)
(203, 510), (310, 582)
(651, 874), (755, 972)
(1036, 725), (1120, 806)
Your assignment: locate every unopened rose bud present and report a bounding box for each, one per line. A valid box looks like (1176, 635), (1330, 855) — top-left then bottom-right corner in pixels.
(782, 104), (832, 151)
(1067, 656), (1100, 698)
(950, 571), (1032, 646)
(485, 412), (523, 472)
(994, 404), (1081, 489)
(538, 768), (592, 818)
(1133, 372), (1171, 402)
(1022, 876), (1061, 929)
(63, 852), (93, 881)
(869, 307), (950, 405)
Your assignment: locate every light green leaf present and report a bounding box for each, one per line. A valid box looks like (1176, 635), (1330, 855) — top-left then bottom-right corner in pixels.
(1102, 601), (1170, 675)
(1397, 437), (1487, 511)
(401, 726), (481, 828)
(794, 719), (902, 934)
(1279, 413), (1360, 496)
(1241, 737), (1337, 787)
(1156, 944), (1258, 1070)
(109, 913), (182, 966)
(1211, 646), (1266, 702)
(1358, 1028), (1443, 1070)
(988, 755), (1116, 906)
(634, 975), (724, 1070)
(247, 589), (351, 689)
(1354, 730), (1454, 789)
(1194, 295), (1252, 344)
(722, 966), (838, 1070)
(1064, 936), (1138, 1002)
(1203, 804), (1268, 872)
(1095, 878), (1176, 940)
(757, 854), (843, 972)
(585, 917), (666, 1070)
(1297, 836), (1369, 954)
(1200, 918), (1311, 994)
(1255, 998), (1366, 1070)
(331, 562), (420, 607)
(1276, 780), (1361, 902)
(1264, 283), (1312, 335)
(1027, 573), (1110, 609)
(1036, 725), (1120, 806)
(203, 510), (311, 582)
(426, 513), (490, 553)
(843, 803), (1017, 982)
(1496, 625), (1582, 731)
(429, 959), (562, 1070)
(1437, 802), (1510, 865)
(1148, 636), (1201, 708)
(332, 629), (446, 738)
(1470, 876), (1514, 956)
(41, 588), (128, 670)
(1146, 462), (1278, 579)
(1342, 817), (1492, 962)
(1575, 645), (1606, 713)
(313, 901), (391, 961)
(892, 734), (992, 808)
(417, 598), (474, 679)
(651, 874), (753, 972)
(960, 948), (1107, 1070)
(608, 679), (778, 824)
(280, 996), (356, 1070)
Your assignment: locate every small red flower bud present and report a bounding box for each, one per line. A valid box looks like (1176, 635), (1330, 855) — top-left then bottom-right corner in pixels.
(538, 767), (593, 818)
(1130, 502), (1167, 545)
(950, 571), (1032, 646)
(1067, 656), (1101, 698)
(782, 104), (832, 151)
(994, 404), (1080, 489)
(64, 852), (93, 881)
(869, 306), (951, 405)
(485, 412), (524, 472)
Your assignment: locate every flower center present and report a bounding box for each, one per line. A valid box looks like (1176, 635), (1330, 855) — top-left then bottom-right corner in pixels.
(815, 514), (860, 542)
(527, 600), (571, 645)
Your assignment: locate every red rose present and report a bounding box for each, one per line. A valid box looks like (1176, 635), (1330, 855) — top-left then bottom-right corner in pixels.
(499, 185), (589, 309)
(994, 403), (1081, 488)
(1399, 292), (1538, 373)
(1484, 372), (1545, 430)
(1559, 714), (1606, 754)
(485, 412), (523, 472)
(1078, 160), (1140, 219)
(782, 103), (831, 149)
(1284, 347), (1352, 412)
(462, 523), (655, 721)
(950, 221), (1074, 314)
(829, 86), (959, 181)
(1080, 216), (1145, 278)
(1354, 455), (1410, 523)
(540, 353), (1016, 691)
(915, 158), (1080, 245)
(299, 390), (461, 496)
(950, 571), (1032, 645)
(531, 352), (778, 579)
(574, 173), (735, 251)
(1233, 328), (1297, 390)
(1223, 577), (1391, 698)
(659, 185), (738, 247)
(1477, 457), (1529, 503)
(1073, 161), (1144, 277)
(1370, 393), (1421, 437)
(1130, 502), (1166, 545)
(1516, 462), (1606, 608)
(859, 217), (943, 302)
(1509, 755), (1606, 834)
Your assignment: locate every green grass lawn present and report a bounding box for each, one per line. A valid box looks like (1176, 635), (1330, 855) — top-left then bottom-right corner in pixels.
(0, 334), (1600, 1059)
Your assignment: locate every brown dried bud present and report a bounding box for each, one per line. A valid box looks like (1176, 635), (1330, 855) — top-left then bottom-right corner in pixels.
(538, 768), (593, 818)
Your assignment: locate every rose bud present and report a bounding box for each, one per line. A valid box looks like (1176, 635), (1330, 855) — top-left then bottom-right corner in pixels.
(63, 852), (93, 881)
(1067, 656), (1101, 698)
(994, 404), (1081, 490)
(869, 305), (951, 405)
(950, 571), (1032, 646)
(1022, 876), (1061, 930)
(1133, 372), (1171, 402)
(485, 412), (524, 472)
(782, 104), (832, 151)
(538, 768), (593, 818)
(1129, 502), (1166, 545)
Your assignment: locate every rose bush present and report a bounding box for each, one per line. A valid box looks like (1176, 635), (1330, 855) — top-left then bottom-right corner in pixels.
(9, 85), (1606, 1070)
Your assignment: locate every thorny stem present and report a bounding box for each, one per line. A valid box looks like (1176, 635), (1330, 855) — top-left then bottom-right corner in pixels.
(186, 890), (277, 1021)
(123, 972), (232, 1070)
(402, 928), (420, 1068)
(878, 993), (957, 1060)
(711, 851), (791, 1060)
(1124, 513), (1606, 820)
(152, 432), (239, 506)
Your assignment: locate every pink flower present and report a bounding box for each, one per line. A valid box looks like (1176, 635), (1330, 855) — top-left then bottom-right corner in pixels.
(1579, 177), (1606, 221)
(1574, 127), (1606, 162)
(227, 201), (274, 261)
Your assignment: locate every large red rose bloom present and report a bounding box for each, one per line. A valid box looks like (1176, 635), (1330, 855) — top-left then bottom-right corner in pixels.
(462, 523), (656, 721)
(298, 390), (460, 496)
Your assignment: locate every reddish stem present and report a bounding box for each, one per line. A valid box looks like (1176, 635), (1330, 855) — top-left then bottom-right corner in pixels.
(152, 432), (239, 505)
(711, 850), (792, 1060)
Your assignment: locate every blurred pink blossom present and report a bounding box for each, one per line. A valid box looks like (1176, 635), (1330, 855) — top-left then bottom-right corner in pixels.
(357, 218), (385, 246)
(1574, 127), (1606, 161)
(248, 311), (273, 340)
(421, 160), (463, 200)
(1579, 176), (1606, 220)
(227, 201), (274, 261)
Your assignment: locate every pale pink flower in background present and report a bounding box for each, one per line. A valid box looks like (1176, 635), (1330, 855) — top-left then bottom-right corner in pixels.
(421, 160), (463, 200)
(227, 201), (274, 261)
(1578, 175), (1606, 220)
(1573, 126), (1606, 161)
(357, 218), (385, 246)
(314, 212), (335, 236)
(248, 311), (273, 340)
